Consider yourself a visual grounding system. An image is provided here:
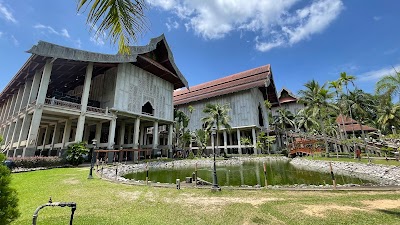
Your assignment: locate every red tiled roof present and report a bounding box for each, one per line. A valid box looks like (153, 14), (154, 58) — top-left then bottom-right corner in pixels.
(339, 124), (377, 132)
(173, 65), (271, 105)
(279, 96), (297, 104)
(336, 114), (357, 125)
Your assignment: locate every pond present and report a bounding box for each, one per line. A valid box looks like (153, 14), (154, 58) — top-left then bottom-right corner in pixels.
(123, 160), (374, 186)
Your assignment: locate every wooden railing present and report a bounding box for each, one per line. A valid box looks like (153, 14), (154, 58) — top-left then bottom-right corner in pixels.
(87, 106), (106, 114)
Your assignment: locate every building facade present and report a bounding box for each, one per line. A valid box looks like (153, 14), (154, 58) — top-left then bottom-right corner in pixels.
(173, 65), (279, 155)
(271, 88), (304, 116)
(0, 35), (188, 159)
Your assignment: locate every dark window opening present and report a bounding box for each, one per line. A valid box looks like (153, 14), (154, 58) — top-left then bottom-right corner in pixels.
(258, 105), (264, 127)
(142, 102), (154, 115)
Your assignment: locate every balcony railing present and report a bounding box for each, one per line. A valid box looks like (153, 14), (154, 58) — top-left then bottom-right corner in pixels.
(45, 98), (82, 110)
(87, 106), (107, 114)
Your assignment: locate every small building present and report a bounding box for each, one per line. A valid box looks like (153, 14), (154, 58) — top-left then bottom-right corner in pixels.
(271, 88), (304, 116)
(0, 35), (188, 160)
(336, 115), (377, 135)
(173, 65), (279, 155)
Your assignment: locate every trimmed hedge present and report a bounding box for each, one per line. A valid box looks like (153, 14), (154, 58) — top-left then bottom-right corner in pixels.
(8, 157), (66, 168)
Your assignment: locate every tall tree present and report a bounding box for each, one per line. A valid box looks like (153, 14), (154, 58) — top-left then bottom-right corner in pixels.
(273, 108), (294, 149)
(376, 95), (400, 134)
(376, 69), (400, 103)
(202, 103), (231, 155)
(77, 0), (148, 54)
(174, 109), (190, 149)
(298, 80), (337, 156)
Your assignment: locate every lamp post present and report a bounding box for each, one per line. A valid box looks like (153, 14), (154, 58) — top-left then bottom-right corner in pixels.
(88, 139), (97, 179)
(211, 126), (221, 191)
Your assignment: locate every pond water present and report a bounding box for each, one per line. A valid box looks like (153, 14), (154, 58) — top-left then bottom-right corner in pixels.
(123, 160), (374, 186)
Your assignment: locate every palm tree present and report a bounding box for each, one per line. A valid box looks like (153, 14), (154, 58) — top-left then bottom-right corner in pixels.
(376, 69), (400, 103)
(202, 103), (231, 155)
(77, 0), (148, 54)
(295, 109), (318, 132)
(377, 97), (400, 134)
(298, 80), (337, 156)
(273, 108), (294, 149)
(193, 129), (208, 157)
(174, 109), (190, 149)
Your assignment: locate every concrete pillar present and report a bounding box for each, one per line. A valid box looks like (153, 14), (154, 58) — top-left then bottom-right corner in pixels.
(107, 118), (116, 149)
(3, 125), (9, 145)
(51, 123), (60, 148)
(27, 70), (42, 105)
(127, 125), (132, 144)
(17, 114), (32, 149)
(10, 118), (22, 148)
(25, 60), (53, 155)
(139, 126), (145, 146)
(237, 129), (242, 155)
(119, 121), (126, 147)
(229, 132), (233, 146)
(12, 86), (24, 116)
(252, 127), (257, 155)
(83, 124), (90, 143)
(153, 121), (159, 150)
(7, 94), (17, 119)
(62, 119), (72, 148)
(95, 122), (102, 143)
(223, 130), (228, 154)
(1, 98), (11, 122)
(41, 126), (50, 154)
(75, 62), (93, 142)
(133, 117), (140, 148)
(5, 122), (15, 146)
(19, 79), (33, 112)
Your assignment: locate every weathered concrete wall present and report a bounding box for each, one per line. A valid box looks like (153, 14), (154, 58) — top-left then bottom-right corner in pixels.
(176, 88), (269, 131)
(271, 102), (304, 116)
(113, 63), (174, 120)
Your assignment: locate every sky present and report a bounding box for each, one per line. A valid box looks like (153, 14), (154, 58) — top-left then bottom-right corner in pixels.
(0, 0), (400, 96)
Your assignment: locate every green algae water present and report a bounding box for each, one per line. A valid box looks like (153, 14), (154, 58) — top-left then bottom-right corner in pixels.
(123, 160), (373, 186)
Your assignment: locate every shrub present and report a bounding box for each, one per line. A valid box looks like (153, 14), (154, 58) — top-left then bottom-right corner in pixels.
(10, 157), (65, 168)
(188, 150), (195, 159)
(66, 142), (89, 166)
(0, 153), (19, 224)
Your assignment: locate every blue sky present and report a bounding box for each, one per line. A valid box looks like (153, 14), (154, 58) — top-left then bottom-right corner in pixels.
(0, 0), (399, 95)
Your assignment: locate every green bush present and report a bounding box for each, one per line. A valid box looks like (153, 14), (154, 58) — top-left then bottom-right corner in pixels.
(188, 151), (195, 159)
(66, 142), (89, 166)
(0, 153), (19, 224)
(10, 156), (65, 168)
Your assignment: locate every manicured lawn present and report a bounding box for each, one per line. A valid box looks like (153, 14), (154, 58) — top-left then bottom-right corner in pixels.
(303, 156), (400, 166)
(11, 167), (400, 225)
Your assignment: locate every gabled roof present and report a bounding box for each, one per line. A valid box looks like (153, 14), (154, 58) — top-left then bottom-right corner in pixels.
(336, 114), (357, 125)
(278, 88), (298, 104)
(0, 34), (188, 104)
(336, 114), (377, 132)
(173, 65), (279, 106)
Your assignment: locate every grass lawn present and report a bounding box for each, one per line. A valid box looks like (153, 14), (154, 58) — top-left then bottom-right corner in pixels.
(303, 156), (400, 166)
(11, 167), (400, 225)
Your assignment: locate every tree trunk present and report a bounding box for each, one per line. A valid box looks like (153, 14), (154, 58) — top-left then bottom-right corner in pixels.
(318, 117), (330, 157)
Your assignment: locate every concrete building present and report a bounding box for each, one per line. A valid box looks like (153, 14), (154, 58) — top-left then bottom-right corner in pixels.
(0, 35), (188, 160)
(271, 88), (304, 116)
(173, 65), (279, 155)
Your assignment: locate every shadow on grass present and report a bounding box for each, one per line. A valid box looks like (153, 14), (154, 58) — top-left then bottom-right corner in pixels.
(377, 209), (400, 218)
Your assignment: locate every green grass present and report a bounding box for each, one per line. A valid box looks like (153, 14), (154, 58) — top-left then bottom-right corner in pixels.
(303, 156), (400, 166)
(10, 167), (400, 225)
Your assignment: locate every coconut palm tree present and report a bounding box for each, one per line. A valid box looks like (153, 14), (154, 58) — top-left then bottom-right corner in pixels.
(174, 109), (190, 149)
(77, 0), (148, 54)
(193, 129), (208, 157)
(273, 108), (294, 149)
(202, 103), (231, 155)
(295, 109), (318, 132)
(377, 97), (400, 134)
(298, 80), (337, 157)
(376, 69), (400, 103)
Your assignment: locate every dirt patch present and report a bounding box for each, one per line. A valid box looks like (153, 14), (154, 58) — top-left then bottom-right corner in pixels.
(362, 199), (400, 210)
(116, 191), (141, 201)
(300, 204), (366, 218)
(63, 178), (80, 185)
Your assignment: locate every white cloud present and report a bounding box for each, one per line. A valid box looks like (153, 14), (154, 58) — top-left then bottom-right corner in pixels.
(147, 0), (343, 51)
(34, 24), (71, 39)
(10, 35), (19, 46)
(166, 18), (179, 31)
(74, 39), (82, 49)
(373, 16), (381, 21)
(90, 36), (105, 46)
(0, 31), (3, 38)
(358, 64), (400, 82)
(0, 3), (17, 23)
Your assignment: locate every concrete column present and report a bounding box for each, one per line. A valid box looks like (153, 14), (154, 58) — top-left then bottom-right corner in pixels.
(41, 126), (50, 154)
(252, 127), (257, 155)
(5, 122), (16, 146)
(27, 70), (42, 105)
(19, 79), (33, 111)
(168, 123), (174, 147)
(223, 130), (228, 154)
(3, 125), (9, 144)
(62, 119), (72, 147)
(83, 125), (90, 143)
(237, 129), (242, 155)
(127, 125), (132, 144)
(95, 122), (102, 143)
(1, 98), (11, 122)
(107, 118), (117, 149)
(229, 132), (233, 146)
(12, 86), (24, 116)
(139, 126), (145, 146)
(75, 62), (93, 142)
(153, 121), (159, 150)
(17, 114), (32, 149)
(119, 121), (126, 148)
(51, 123), (60, 148)
(133, 117), (140, 148)
(10, 118), (22, 148)
(7, 94), (17, 119)
(25, 60), (53, 154)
